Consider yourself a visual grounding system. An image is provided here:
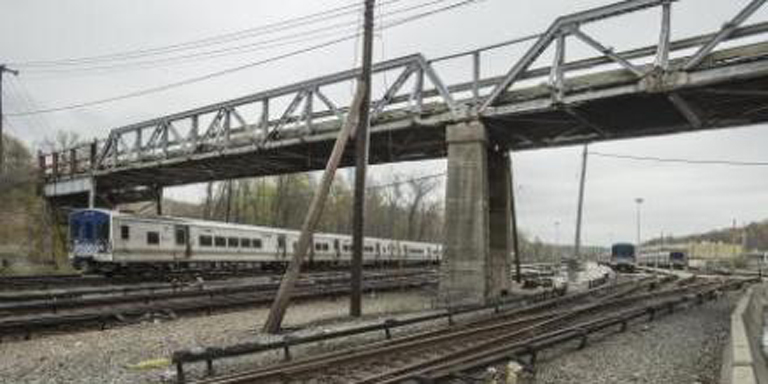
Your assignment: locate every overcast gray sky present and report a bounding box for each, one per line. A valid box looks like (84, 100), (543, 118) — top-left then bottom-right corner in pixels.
(2, 0), (768, 246)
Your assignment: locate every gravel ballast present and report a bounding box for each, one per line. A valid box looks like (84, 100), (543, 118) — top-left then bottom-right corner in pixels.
(0, 289), (435, 384)
(531, 290), (739, 384)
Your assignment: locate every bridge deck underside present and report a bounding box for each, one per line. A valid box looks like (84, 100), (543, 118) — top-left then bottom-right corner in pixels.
(486, 75), (768, 150)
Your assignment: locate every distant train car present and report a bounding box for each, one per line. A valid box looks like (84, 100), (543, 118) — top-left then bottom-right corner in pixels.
(68, 209), (442, 274)
(610, 243), (636, 272)
(636, 247), (688, 270)
(669, 251), (687, 270)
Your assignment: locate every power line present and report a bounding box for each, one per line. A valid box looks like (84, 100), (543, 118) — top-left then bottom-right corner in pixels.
(9, 0), (377, 67)
(7, 0), (484, 117)
(8, 36), (354, 117)
(367, 172), (446, 190)
(589, 151), (768, 166)
(5, 78), (54, 132)
(21, 0), (451, 76)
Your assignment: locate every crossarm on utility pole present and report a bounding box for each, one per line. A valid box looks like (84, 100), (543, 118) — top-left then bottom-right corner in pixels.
(262, 84), (366, 334)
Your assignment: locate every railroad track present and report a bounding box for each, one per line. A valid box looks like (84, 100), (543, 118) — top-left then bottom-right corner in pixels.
(0, 270), (436, 341)
(0, 267), (411, 291)
(189, 276), (745, 384)
(0, 269), (431, 309)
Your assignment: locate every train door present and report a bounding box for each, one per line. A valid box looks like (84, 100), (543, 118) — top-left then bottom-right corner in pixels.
(308, 235), (315, 266)
(174, 225), (191, 260)
(375, 243), (381, 264)
(334, 239), (341, 261)
(277, 234), (287, 259)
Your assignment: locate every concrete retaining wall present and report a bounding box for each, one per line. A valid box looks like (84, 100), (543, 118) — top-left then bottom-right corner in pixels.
(721, 283), (768, 384)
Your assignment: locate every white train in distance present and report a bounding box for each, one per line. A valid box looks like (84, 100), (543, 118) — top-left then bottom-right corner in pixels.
(636, 246), (688, 270)
(68, 209), (442, 275)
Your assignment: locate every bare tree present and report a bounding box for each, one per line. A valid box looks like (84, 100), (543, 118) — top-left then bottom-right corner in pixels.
(203, 182), (214, 219)
(406, 177), (438, 240)
(39, 130), (81, 152)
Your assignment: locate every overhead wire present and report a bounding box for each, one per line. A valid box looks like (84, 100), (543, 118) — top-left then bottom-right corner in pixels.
(5, 78), (55, 132)
(2, 86), (49, 135)
(589, 151), (768, 166)
(9, 0), (382, 67)
(7, 0), (485, 117)
(21, 0), (451, 76)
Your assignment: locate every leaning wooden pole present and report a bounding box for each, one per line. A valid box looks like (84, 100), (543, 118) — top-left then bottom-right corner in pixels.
(262, 84), (366, 334)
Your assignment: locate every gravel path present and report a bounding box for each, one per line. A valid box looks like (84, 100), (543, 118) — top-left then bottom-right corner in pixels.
(531, 291), (738, 384)
(0, 289), (435, 384)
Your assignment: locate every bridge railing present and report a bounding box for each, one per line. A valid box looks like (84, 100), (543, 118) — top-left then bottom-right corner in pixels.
(38, 140), (100, 180)
(39, 53), (467, 181)
(38, 0), (768, 183)
(480, 0), (768, 111)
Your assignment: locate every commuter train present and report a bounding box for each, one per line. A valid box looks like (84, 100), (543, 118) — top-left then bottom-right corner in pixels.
(68, 209), (442, 274)
(637, 247), (688, 270)
(610, 243), (637, 272)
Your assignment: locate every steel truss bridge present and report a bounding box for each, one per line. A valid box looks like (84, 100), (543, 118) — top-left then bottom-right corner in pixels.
(40, 0), (768, 206)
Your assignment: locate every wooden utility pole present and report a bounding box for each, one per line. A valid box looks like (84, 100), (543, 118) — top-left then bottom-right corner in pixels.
(262, 85), (367, 333)
(351, 0), (375, 318)
(572, 144), (588, 281)
(0, 65), (19, 175)
(509, 153), (522, 283)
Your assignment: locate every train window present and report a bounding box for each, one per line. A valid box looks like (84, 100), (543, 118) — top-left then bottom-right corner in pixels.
(214, 237), (226, 247)
(241, 238), (251, 248)
(364, 246), (374, 252)
(199, 235), (213, 247)
(70, 221), (80, 240)
(98, 223), (109, 241)
(228, 237), (239, 248)
(253, 239), (263, 249)
(120, 225), (130, 240)
(343, 244), (351, 251)
(84, 222), (93, 240)
(175, 229), (186, 245)
(314, 243), (322, 251)
(147, 231), (160, 245)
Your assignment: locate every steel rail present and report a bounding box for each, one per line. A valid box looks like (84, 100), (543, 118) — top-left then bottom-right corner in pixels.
(189, 276), (666, 384)
(0, 268), (429, 303)
(0, 274), (435, 342)
(0, 270), (434, 317)
(399, 278), (756, 382)
(353, 280), (733, 384)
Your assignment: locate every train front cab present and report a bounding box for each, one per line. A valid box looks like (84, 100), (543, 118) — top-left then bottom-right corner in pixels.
(611, 243), (636, 273)
(69, 209), (113, 270)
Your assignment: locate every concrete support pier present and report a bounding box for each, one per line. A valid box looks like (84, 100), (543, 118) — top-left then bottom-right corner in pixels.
(439, 121), (513, 306)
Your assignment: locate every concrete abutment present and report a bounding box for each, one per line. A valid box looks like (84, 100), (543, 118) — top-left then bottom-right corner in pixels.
(439, 120), (514, 307)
